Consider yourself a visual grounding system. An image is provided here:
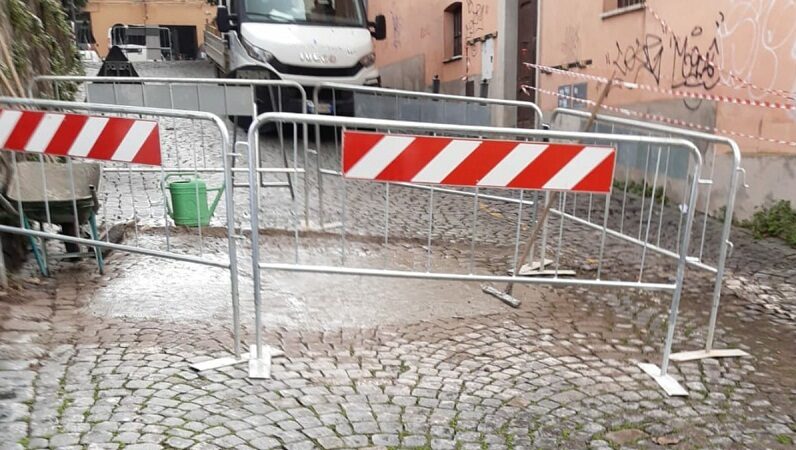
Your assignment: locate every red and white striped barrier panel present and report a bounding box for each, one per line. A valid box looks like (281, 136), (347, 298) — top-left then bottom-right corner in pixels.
(0, 109), (161, 166)
(342, 131), (616, 193)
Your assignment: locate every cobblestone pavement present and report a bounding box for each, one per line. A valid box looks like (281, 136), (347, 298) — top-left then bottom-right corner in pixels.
(1, 62), (794, 449)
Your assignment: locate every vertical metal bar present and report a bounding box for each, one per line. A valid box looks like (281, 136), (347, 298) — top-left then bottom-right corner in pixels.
(292, 123), (299, 264)
(313, 87), (325, 228)
(661, 147), (701, 376)
(0, 238), (6, 289)
(169, 85), (181, 172)
(639, 146), (662, 282)
(219, 117), (241, 359)
(298, 86), (310, 229)
(332, 89), (339, 157)
(340, 126), (347, 266)
(196, 84), (208, 168)
(528, 191), (539, 270)
(705, 153), (741, 352)
(512, 190), (525, 272)
(426, 189), (434, 272)
(698, 144), (718, 261)
(192, 119), (204, 256)
(248, 119), (264, 361)
(620, 159), (630, 234)
(538, 191), (550, 270)
(469, 187), (479, 274)
(587, 193), (593, 223)
(596, 193), (611, 280)
(383, 183), (390, 267)
(572, 193), (578, 217)
(127, 165), (140, 247)
(638, 141), (651, 240)
(160, 166), (171, 252)
(676, 148), (689, 254)
(656, 146), (671, 247)
(553, 192), (566, 278)
(38, 155), (52, 225)
(66, 160), (82, 251)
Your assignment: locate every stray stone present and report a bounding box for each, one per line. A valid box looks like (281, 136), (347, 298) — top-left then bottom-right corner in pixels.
(604, 429), (647, 446)
(653, 435), (682, 446)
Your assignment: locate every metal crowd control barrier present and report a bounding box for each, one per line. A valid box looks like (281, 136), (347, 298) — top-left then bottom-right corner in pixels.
(550, 108), (749, 363)
(30, 75), (311, 224)
(0, 97), (249, 372)
(245, 112), (704, 396)
(311, 82), (545, 229)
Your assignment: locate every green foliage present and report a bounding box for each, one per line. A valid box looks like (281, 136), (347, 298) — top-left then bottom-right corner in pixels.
(740, 200), (796, 247)
(613, 179), (669, 206)
(2, 0), (83, 98)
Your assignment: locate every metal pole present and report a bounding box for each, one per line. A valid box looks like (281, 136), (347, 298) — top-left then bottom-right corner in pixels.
(660, 165), (700, 375)
(705, 162), (741, 352)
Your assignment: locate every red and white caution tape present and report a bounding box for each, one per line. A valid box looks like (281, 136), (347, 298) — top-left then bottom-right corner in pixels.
(0, 109), (162, 165)
(342, 131), (617, 193)
(520, 84), (796, 148)
(524, 62), (796, 112)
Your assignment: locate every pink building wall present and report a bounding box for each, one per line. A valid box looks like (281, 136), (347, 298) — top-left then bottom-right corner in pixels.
(537, 0), (796, 156)
(368, 0), (498, 93)
(537, 0), (796, 217)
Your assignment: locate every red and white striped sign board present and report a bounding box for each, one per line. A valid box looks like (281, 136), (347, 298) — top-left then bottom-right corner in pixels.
(0, 109), (161, 166)
(342, 131), (616, 193)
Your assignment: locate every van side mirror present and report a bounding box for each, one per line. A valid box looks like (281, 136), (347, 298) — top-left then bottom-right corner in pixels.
(369, 15), (387, 40)
(217, 6), (231, 33)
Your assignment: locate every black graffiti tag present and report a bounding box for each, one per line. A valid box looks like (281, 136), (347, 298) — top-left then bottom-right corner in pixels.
(605, 34), (664, 84)
(670, 26), (721, 90)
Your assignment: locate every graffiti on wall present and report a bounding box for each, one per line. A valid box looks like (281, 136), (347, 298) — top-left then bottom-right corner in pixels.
(605, 1), (796, 104)
(464, 0), (490, 60)
(717, 0), (796, 101)
(604, 14), (723, 91)
(390, 10), (402, 49)
(464, 0), (488, 39)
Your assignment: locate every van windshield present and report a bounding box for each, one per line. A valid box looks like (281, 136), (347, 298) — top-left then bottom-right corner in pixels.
(244, 0), (365, 27)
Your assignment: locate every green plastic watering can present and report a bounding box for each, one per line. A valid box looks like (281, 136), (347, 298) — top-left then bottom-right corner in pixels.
(164, 175), (224, 227)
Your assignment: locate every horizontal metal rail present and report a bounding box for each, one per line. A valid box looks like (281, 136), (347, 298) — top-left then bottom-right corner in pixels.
(31, 75), (307, 94)
(0, 225), (230, 269)
(314, 81), (545, 126)
(260, 263), (678, 291)
(103, 167), (305, 174)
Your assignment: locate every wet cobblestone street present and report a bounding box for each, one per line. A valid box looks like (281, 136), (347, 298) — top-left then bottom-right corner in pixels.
(0, 62), (794, 449)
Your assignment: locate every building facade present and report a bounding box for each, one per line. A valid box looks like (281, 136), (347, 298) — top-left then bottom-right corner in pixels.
(367, 0), (499, 95)
(82, 0), (215, 59)
(536, 0), (796, 218)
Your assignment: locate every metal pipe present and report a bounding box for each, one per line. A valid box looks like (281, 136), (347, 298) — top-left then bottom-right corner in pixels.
(314, 81), (545, 127)
(0, 224), (230, 269)
(259, 262), (678, 292)
(661, 148), (702, 375)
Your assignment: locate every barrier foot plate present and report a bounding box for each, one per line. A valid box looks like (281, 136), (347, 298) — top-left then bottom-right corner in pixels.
(190, 353), (249, 372)
(481, 285), (521, 308)
(669, 348), (750, 362)
(638, 363), (688, 397)
(248, 344), (285, 379)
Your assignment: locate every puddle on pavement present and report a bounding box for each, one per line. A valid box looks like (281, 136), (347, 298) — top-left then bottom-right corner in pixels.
(87, 231), (516, 330)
